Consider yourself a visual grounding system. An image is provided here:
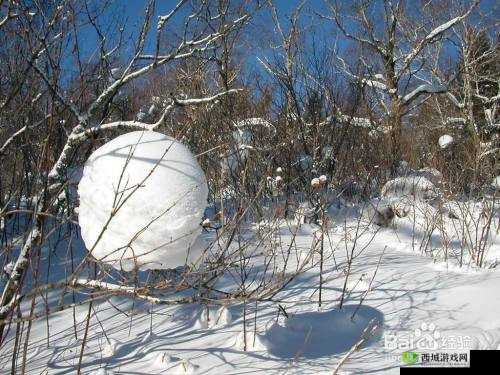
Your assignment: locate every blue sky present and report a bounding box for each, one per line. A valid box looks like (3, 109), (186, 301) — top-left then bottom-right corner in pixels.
(67, 0), (497, 87)
(75, 0), (329, 62)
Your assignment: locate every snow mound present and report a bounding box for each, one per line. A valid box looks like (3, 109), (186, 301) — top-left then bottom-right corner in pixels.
(438, 134), (454, 149)
(78, 131), (208, 271)
(153, 353), (199, 374)
(91, 369), (115, 375)
(171, 360), (199, 374)
(381, 176), (439, 201)
(215, 306), (232, 326)
(233, 329), (268, 351)
(194, 306), (233, 329)
(140, 330), (156, 343)
(263, 305), (383, 358)
(102, 338), (120, 358)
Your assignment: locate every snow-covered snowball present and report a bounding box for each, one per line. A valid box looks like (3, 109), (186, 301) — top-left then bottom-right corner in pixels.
(438, 134), (454, 149)
(78, 131), (208, 271)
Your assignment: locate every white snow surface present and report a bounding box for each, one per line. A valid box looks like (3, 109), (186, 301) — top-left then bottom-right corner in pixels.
(3, 187), (500, 374)
(78, 131), (208, 271)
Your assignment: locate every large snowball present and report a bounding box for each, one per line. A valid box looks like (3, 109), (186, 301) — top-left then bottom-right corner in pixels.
(438, 134), (454, 149)
(78, 131), (208, 271)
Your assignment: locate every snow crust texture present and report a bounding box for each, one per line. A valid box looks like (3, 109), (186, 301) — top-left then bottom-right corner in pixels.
(78, 131), (208, 271)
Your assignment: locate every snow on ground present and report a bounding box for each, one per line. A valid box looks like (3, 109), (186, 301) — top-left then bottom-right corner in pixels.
(1, 198), (499, 374)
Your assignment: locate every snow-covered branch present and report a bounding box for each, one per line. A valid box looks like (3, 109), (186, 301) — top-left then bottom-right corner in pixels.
(475, 93), (500, 105)
(0, 4), (249, 332)
(336, 56), (388, 92)
(402, 83), (448, 104)
(47, 89), (241, 183)
(0, 1), (18, 29)
(480, 145), (499, 160)
(444, 117), (467, 128)
(234, 117), (275, 132)
(157, 0), (187, 31)
(445, 92), (465, 109)
(85, 15), (248, 125)
(174, 89), (241, 106)
(399, 1), (479, 75)
(308, 110), (385, 133)
(71, 279), (198, 306)
(0, 116), (51, 157)
(0, 224), (41, 322)
(0, 278), (198, 319)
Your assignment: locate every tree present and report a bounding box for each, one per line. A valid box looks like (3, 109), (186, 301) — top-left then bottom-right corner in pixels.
(323, 0), (480, 168)
(0, 0), (250, 339)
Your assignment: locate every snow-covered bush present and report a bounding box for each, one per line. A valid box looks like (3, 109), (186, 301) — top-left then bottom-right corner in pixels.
(412, 167), (443, 186)
(381, 176), (440, 202)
